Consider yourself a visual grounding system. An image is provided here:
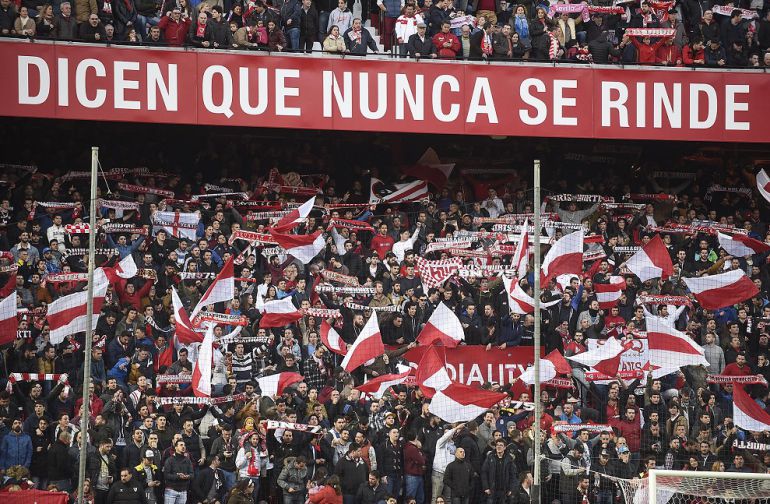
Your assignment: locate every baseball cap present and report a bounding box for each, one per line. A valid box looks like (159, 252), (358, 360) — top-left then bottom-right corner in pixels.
(600, 450), (610, 457)
(144, 450), (155, 458)
(417, 21), (426, 27)
(618, 446), (630, 454)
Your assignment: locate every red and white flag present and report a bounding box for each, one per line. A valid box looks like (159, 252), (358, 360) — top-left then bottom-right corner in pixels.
(191, 258), (235, 318)
(257, 372), (305, 397)
(152, 210), (200, 240)
(271, 230), (325, 264)
(594, 276), (627, 309)
(757, 168), (770, 203)
(625, 234), (673, 283)
(0, 293), (18, 345)
(320, 320), (347, 355)
(369, 177), (429, 204)
(717, 232), (770, 257)
(94, 254), (138, 284)
(503, 276), (560, 314)
(341, 314), (384, 372)
(646, 316), (708, 369)
(115, 254), (138, 279)
(401, 148), (455, 189)
(415, 257), (463, 291)
(258, 297), (303, 328)
(192, 323), (214, 398)
(429, 383), (507, 423)
(519, 349), (572, 386)
(272, 197), (316, 233)
(48, 282), (109, 345)
(566, 336), (625, 377)
(732, 384), (770, 432)
(416, 345), (452, 398)
(172, 287), (203, 345)
(541, 231), (584, 285)
(416, 302), (464, 348)
(513, 221), (530, 279)
(682, 269), (759, 310)
(357, 369), (413, 398)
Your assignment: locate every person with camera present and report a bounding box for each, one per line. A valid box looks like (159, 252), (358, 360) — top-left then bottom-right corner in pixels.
(210, 425), (238, 493)
(88, 438), (118, 504)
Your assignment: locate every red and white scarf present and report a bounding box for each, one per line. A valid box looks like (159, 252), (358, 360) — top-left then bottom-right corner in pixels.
(415, 256), (463, 289)
(118, 182), (174, 198)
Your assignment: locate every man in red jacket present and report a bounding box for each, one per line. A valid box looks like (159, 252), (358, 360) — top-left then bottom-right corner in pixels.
(158, 8), (191, 46)
(432, 20), (460, 58)
(656, 36), (681, 65)
(621, 33), (666, 64)
(403, 430), (427, 504)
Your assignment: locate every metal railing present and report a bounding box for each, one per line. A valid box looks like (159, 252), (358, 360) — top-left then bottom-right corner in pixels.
(2, 35), (768, 72)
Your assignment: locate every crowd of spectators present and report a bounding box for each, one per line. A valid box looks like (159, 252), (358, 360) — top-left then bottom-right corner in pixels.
(0, 144), (769, 504)
(0, 0), (769, 66)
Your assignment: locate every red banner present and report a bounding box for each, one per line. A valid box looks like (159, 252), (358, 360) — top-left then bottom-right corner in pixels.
(1, 40), (768, 142)
(403, 345), (538, 386)
(2, 490), (69, 504)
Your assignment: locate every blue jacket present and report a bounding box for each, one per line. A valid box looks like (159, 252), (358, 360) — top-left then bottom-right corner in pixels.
(499, 315), (524, 347)
(106, 235), (144, 260)
(0, 431), (32, 469)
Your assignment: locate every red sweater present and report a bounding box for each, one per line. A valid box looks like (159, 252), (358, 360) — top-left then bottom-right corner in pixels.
(723, 362), (752, 376)
(403, 442), (426, 476)
(115, 278), (153, 311)
(612, 417), (641, 453)
(308, 486), (342, 504)
(370, 234), (395, 259)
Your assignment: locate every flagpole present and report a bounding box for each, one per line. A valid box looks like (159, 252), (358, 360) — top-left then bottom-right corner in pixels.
(78, 146), (98, 504)
(532, 159), (542, 504)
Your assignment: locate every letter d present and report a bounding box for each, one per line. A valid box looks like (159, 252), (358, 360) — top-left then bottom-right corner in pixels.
(18, 56), (50, 105)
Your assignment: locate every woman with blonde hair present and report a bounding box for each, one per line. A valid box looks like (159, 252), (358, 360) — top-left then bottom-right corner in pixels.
(36, 4), (57, 38)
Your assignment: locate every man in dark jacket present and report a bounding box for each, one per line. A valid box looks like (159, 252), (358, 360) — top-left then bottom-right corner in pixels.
(163, 439), (194, 503)
(209, 6), (231, 47)
(88, 438), (118, 504)
(299, 0), (319, 52)
(281, 0), (301, 49)
(113, 0), (138, 38)
(191, 455), (225, 504)
(511, 471), (533, 504)
(335, 445), (369, 503)
(344, 18), (379, 54)
(481, 440), (516, 504)
(55, 2), (78, 39)
(107, 468), (147, 504)
(588, 32), (621, 63)
(443, 447), (473, 504)
(48, 431), (74, 492)
(0, 0), (17, 35)
(377, 427), (403, 497)
(357, 470), (388, 504)
(407, 22), (438, 58)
